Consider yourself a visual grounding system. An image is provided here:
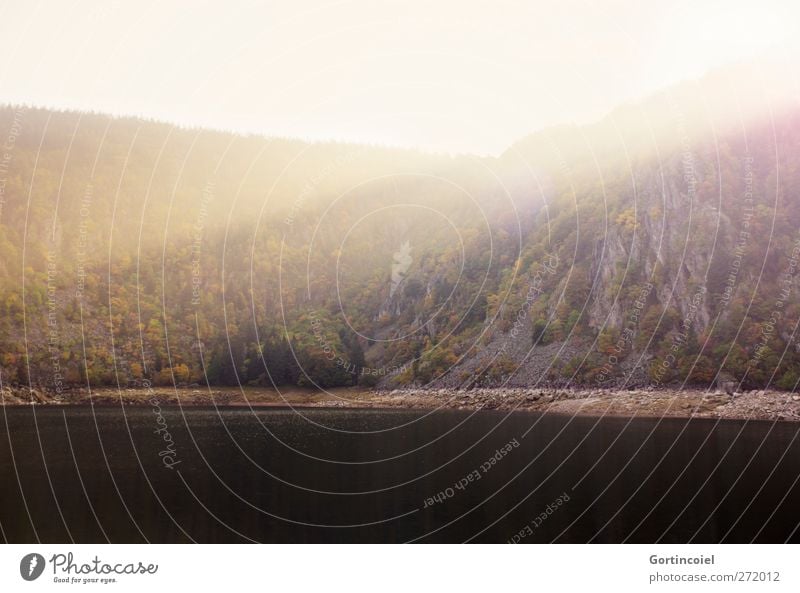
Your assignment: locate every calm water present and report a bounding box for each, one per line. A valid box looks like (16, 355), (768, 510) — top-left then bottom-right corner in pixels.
(1, 405), (799, 543)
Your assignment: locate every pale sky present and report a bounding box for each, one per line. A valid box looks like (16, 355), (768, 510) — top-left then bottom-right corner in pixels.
(0, 0), (798, 154)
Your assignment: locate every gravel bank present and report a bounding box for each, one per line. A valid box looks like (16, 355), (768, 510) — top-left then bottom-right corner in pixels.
(2, 386), (800, 421)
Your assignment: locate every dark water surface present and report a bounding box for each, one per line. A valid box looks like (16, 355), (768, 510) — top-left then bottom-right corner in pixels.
(1, 405), (799, 543)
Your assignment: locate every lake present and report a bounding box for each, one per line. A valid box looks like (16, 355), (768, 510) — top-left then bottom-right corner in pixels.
(1, 406), (799, 543)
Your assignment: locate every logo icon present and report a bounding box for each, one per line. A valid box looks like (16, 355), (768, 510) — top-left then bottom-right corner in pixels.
(20, 553), (45, 581)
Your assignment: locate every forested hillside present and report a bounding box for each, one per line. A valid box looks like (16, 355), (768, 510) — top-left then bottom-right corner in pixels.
(2, 66), (800, 394)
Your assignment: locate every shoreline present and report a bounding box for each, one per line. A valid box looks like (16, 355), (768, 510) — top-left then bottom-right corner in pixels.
(2, 386), (800, 421)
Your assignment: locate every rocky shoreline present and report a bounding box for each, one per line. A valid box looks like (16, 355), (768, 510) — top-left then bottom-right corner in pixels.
(373, 387), (800, 421)
(2, 385), (800, 421)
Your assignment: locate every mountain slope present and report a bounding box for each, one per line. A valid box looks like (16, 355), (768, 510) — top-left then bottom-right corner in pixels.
(1, 66), (800, 394)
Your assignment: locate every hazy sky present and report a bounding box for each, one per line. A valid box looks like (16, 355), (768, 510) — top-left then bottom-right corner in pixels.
(0, 0), (798, 154)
